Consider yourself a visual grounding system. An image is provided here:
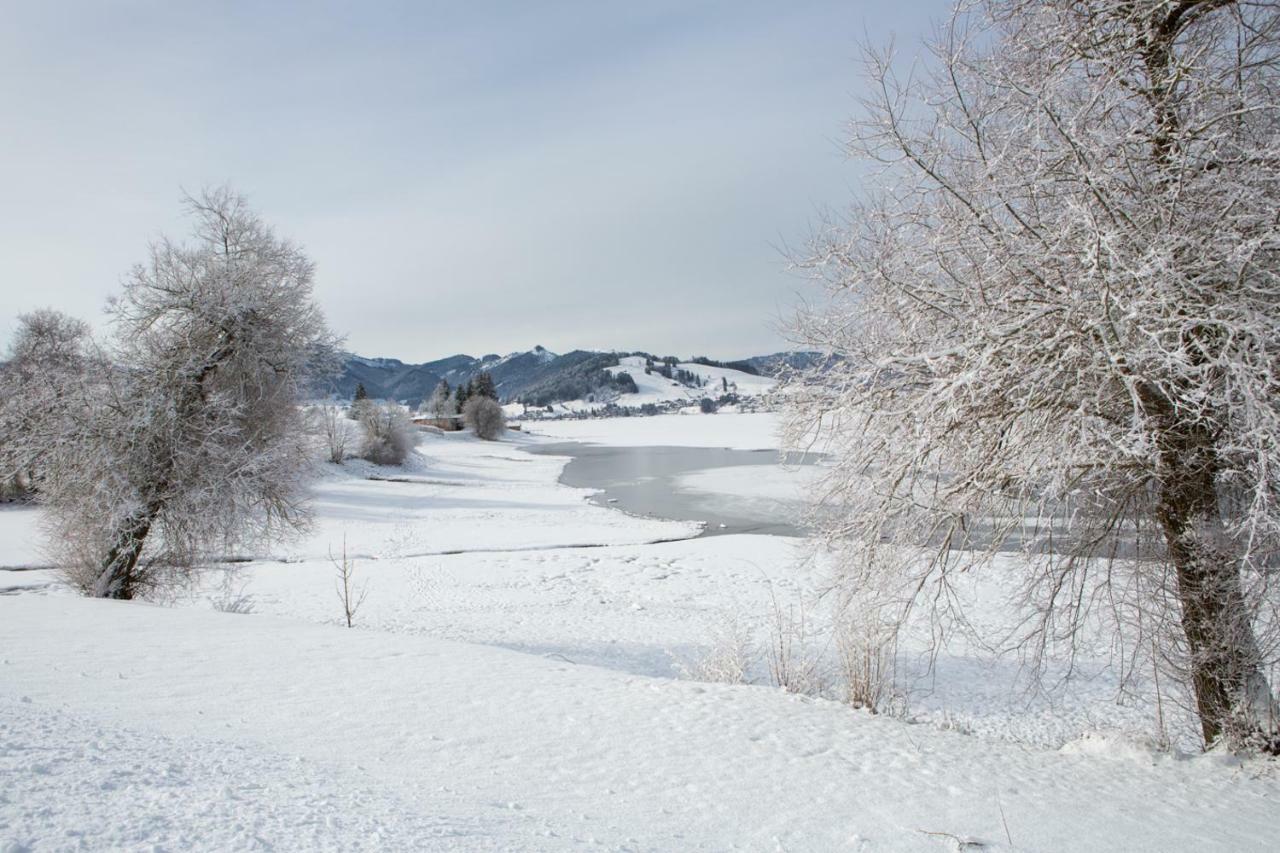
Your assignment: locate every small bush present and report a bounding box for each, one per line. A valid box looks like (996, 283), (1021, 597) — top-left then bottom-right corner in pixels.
(837, 619), (897, 713)
(211, 569), (255, 614)
(313, 404), (352, 464)
(678, 615), (756, 684)
(463, 396), (505, 440)
(765, 592), (827, 697)
(359, 402), (415, 465)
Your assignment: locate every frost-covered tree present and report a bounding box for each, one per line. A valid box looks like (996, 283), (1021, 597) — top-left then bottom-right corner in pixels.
(41, 188), (334, 599)
(423, 379), (457, 418)
(0, 309), (95, 498)
(358, 401), (416, 465)
(314, 404), (352, 464)
(786, 0), (1280, 749)
(463, 395), (505, 440)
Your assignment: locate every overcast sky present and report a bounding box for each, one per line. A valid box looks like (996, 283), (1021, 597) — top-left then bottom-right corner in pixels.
(0, 1), (947, 362)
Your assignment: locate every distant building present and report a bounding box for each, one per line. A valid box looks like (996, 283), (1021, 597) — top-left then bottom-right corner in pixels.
(413, 414), (464, 432)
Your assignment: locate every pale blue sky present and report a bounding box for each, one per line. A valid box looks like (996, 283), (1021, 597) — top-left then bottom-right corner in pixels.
(0, 1), (948, 361)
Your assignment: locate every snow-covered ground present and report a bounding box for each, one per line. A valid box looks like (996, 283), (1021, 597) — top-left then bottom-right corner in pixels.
(530, 356), (774, 414)
(523, 411), (781, 450)
(279, 433), (699, 561)
(2, 414), (1278, 851)
(603, 356), (775, 409)
(6, 596), (1277, 853)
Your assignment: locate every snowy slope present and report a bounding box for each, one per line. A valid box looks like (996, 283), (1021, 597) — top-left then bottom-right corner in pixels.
(4, 595), (1278, 852)
(605, 355), (775, 405)
(4, 420), (1279, 851)
(535, 355), (776, 411)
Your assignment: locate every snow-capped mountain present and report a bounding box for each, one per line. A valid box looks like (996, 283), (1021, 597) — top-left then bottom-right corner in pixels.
(322, 346), (806, 407)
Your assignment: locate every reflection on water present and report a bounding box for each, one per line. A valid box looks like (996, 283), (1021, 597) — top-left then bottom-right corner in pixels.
(527, 442), (818, 537)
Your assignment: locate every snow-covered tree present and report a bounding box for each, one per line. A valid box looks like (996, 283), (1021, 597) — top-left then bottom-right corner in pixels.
(423, 379), (457, 418)
(358, 401), (416, 465)
(463, 395), (505, 440)
(314, 404), (352, 465)
(0, 309), (96, 497)
(42, 188), (335, 599)
(786, 0), (1280, 750)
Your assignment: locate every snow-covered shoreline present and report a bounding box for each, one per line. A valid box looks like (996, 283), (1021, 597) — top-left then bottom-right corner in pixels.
(521, 411), (782, 450)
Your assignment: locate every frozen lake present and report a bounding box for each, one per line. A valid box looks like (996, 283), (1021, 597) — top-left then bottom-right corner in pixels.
(528, 433), (1125, 556)
(528, 442), (819, 537)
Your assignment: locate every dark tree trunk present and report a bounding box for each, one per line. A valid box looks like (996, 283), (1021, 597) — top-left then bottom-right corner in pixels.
(1154, 417), (1273, 748)
(94, 503), (159, 600)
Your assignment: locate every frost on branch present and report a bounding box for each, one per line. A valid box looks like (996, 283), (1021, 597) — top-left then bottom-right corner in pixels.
(785, 0), (1280, 750)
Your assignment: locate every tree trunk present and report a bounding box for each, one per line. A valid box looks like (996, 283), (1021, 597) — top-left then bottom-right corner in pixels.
(92, 503), (159, 600)
(1155, 419), (1277, 749)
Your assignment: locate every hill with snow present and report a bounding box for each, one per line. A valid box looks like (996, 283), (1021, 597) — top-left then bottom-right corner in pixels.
(597, 355), (774, 409)
(324, 347), (785, 408)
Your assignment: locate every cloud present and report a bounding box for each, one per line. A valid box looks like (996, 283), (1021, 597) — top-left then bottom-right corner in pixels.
(0, 0), (946, 360)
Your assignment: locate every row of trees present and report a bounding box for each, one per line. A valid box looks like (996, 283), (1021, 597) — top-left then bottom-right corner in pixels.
(516, 355), (637, 407)
(0, 189), (334, 600)
(787, 0), (1280, 751)
(420, 372), (498, 418)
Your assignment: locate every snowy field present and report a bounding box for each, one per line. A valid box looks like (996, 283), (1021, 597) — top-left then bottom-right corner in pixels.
(522, 411), (781, 450)
(3, 413), (1279, 851)
(602, 356), (776, 409)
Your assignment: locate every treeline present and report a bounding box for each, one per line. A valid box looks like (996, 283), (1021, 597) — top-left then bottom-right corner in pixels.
(517, 352), (637, 407)
(688, 356), (760, 376)
(626, 351), (760, 377)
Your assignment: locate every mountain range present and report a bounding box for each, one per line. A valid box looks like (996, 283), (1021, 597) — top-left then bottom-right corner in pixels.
(319, 347), (824, 407)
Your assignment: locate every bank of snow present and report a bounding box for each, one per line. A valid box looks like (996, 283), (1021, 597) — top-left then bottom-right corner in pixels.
(524, 411), (781, 450)
(283, 431), (699, 561)
(5, 595), (1278, 853)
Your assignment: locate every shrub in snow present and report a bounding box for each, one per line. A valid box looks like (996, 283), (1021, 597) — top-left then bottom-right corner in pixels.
(765, 592), (827, 697)
(785, 0), (1280, 751)
(463, 396), (505, 440)
(836, 612), (898, 714)
(313, 404), (353, 464)
(678, 616), (756, 685)
(210, 569), (255, 614)
(359, 402), (416, 466)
